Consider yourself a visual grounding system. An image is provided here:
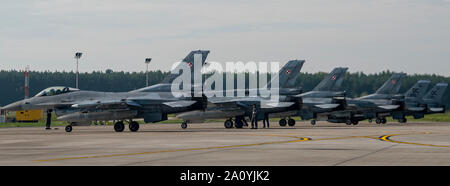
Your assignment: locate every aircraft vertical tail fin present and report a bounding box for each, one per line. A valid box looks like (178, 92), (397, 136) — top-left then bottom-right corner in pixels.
(375, 73), (406, 94)
(312, 67), (348, 91)
(268, 60), (305, 89)
(161, 50), (210, 84)
(423, 83), (448, 104)
(405, 80), (431, 100)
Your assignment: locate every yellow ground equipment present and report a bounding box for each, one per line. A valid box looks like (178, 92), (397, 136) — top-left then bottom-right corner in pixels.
(16, 110), (43, 122)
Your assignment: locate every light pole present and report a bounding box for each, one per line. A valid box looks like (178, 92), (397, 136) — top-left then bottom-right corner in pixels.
(145, 58), (152, 87)
(74, 52), (83, 89)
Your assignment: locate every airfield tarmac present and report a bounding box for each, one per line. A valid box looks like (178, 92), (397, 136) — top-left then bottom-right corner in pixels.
(0, 121), (449, 166)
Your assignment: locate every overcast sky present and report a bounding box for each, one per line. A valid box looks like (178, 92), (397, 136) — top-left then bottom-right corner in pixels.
(0, 0), (449, 76)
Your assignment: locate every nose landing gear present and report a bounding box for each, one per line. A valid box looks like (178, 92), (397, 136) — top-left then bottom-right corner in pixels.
(65, 125), (72, 132)
(181, 122), (188, 129)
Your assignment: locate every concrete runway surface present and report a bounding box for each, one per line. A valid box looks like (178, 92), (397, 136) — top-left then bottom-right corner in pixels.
(0, 121), (449, 166)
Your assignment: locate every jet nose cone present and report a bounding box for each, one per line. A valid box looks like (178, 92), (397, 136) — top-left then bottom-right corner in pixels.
(3, 101), (23, 111)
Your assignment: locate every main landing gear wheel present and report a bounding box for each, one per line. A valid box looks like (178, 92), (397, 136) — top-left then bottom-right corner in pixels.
(375, 118), (383, 124)
(224, 119), (234, 129)
(129, 121), (140, 132)
(381, 118), (387, 124)
(235, 119), (244, 128)
(181, 122), (187, 129)
(345, 119), (352, 125)
(368, 119), (373, 123)
(114, 122), (125, 132)
(65, 125), (72, 132)
(288, 118), (296, 126)
(352, 120), (359, 125)
(399, 118), (407, 123)
(311, 120), (316, 126)
(279, 119), (287, 127)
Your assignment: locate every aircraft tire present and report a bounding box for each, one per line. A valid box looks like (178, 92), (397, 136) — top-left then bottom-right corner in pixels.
(311, 120), (316, 125)
(381, 118), (387, 124)
(114, 122), (125, 132)
(288, 118), (296, 126)
(235, 119), (244, 128)
(65, 125), (72, 132)
(129, 121), (140, 132)
(375, 118), (382, 124)
(181, 122), (187, 129)
(279, 119), (287, 127)
(224, 120), (234, 129)
(352, 120), (359, 125)
(345, 119), (352, 125)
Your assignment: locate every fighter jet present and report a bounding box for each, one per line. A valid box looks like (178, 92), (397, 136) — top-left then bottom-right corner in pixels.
(326, 73), (407, 125)
(332, 80), (447, 125)
(176, 59), (305, 128)
(3, 50), (210, 132)
(418, 83), (447, 115)
(295, 67), (348, 125)
(390, 80), (431, 122)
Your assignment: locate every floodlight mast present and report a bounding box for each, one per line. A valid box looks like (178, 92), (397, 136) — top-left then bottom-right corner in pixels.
(24, 65), (30, 99)
(74, 52), (83, 89)
(145, 58), (152, 87)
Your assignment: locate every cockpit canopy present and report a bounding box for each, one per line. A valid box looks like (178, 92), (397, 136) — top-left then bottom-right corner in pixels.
(35, 86), (79, 97)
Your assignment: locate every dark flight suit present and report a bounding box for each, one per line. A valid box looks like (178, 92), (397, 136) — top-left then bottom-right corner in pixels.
(251, 107), (258, 129)
(263, 113), (269, 128)
(45, 110), (52, 130)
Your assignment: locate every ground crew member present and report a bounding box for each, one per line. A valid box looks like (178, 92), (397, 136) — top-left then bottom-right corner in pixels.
(263, 113), (270, 128)
(45, 110), (51, 130)
(251, 104), (258, 129)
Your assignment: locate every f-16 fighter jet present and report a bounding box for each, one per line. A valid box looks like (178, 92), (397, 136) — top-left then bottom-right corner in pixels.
(393, 82), (448, 122)
(176, 60), (305, 129)
(422, 83), (448, 114)
(390, 80), (431, 123)
(3, 50), (210, 132)
(326, 73), (407, 125)
(296, 67), (348, 126)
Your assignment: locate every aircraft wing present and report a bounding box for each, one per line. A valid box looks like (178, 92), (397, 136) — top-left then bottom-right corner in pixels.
(36, 102), (74, 107)
(209, 97), (295, 109)
(429, 107), (445, 112)
(377, 105), (400, 110)
(261, 101), (295, 108)
(72, 100), (122, 108)
(314, 104), (340, 109)
(208, 97), (261, 104)
(407, 107), (426, 111)
(71, 99), (142, 109)
(162, 100), (197, 108)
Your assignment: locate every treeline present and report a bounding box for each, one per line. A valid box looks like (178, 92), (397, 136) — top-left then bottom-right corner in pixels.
(0, 70), (449, 108)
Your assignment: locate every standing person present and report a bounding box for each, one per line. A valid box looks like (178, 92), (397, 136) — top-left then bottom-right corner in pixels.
(251, 104), (258, 129)
(45, 110), (52, 130)
(263, 113), (270, 128)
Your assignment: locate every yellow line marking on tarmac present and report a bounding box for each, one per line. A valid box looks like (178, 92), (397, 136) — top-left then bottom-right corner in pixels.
(378, 132), (450, 148)
(34, 135), (311, 162)
(34, 131), (449, 162)
(310, 136), (378, 141)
